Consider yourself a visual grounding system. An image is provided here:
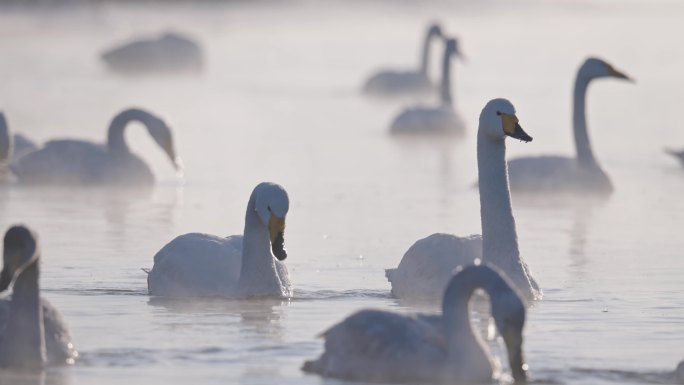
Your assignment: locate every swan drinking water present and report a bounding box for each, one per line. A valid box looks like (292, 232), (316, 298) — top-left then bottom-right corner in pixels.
(101, 32), (203, 75)
(147, 182), (291, 298)
(363, 23), (444, 97)
(386, 98), (540, 303)
(507, 57), (632, 195)
(11, 108), (180, 187)
(303, 264), (528, 384)
(0, 226), (77, 369)
(389, 38), (464, 135)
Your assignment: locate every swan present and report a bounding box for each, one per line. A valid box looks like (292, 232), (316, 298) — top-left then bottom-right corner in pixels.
(0, 112), (40, 169)
(507, 57), (632, 195)
(363, 23), (443, 97)
(677, 360), (684, 383)
(386, 98), (540, 303)
(0, 225), (77, 369)
(389, 38), (464, 135)
(11, 108), (179, 186)
(303, 264), (528, 384)
(101, 32), (203, 75)
(147, 182), (291, 298)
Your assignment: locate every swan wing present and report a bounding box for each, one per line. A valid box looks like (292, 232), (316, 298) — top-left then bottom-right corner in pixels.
(148, 233), (242, 297)
(387, 233), (482, 301)
(303, 310), (445, 382)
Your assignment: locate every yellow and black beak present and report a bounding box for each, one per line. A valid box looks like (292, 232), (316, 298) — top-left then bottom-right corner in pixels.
(268, 215), (287, 261)
(500, 112), (533, 143)
(503, 328), (527, 384)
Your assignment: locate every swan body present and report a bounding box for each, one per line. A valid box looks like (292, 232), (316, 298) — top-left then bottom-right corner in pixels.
(303, 265), (528, 384)
(11, 108), (179, 186)
(101, 32), (203, 75)
(148, 182), (291, 298)
(0, 226), (77, 369)
(363, 24), (442, 97)
(387, 99), (541, 303)
(507, 57), (632, 195)
(386, 234), (482, 300)
(390, 38), (464, 135)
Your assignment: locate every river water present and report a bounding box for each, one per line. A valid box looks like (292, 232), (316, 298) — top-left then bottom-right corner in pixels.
(0, 1), (683, 384)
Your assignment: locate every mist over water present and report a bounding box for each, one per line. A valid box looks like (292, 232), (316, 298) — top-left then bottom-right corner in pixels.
(1, 0), (684, 384)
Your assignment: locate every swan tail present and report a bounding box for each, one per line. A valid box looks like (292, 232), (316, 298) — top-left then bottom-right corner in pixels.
(384, 268), (397, 282)
(301, 359), (318, 373)
(141, 268), (151, 274)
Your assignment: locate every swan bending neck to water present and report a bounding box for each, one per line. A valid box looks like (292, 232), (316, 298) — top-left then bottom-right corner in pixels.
(389, 38), (464, 135)
(363, 23), (443, 97)
(0, 226), (45, 369)
(11, 108), (179, 186)
(303, 265), (528, 383)
(386, 99), (540, 302)
(507, 57), (632, 194)
(147, 182), (291, 298)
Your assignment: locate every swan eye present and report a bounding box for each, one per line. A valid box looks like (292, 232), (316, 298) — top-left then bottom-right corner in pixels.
(496, 111), (502, 116)
(267, 206), (271, 212)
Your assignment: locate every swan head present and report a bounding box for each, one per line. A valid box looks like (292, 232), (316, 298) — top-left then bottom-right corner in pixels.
(580, 57), (632, 82)
(145, 115), (180, 170)
(0, 112), (10, 165)
(427, 23), (443, 38)
(445, 38), (464, 61)
(253, 182), (289, 261)
(490, 282), (527, 383)
(479, 98), (532, 143)
(0, 226), (39, 291)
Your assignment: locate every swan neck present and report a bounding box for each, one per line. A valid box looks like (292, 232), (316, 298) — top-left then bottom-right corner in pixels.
(440, 47), (453, 106)
(0, 114), (11, 165)
(0, 260), (45, 368)
(573, 74), (596, 167)
(107, 109), (153, 154)
(419, 29), (437, 74)
(477, 133), (519, 265)
(238, 193), (281, 294)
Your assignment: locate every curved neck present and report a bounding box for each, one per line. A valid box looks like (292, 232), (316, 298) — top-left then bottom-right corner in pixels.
(419, 30), (438, 75)
(477, 133), (519, 265)
(237, 193), (282, 295)
(440, 48), (453, 107)
(107, 109), (152, 154)
(573, 73), (597, 167)
(0, 260), (45, 369)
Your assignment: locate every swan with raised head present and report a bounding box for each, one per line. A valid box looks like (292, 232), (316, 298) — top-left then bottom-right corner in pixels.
(0, 226), (77, 368)
(363, 23), (443, 97)
(386, 98), (540, 303)
(147, 182), (291, 298)
(11, 108), (179, 186)
(507, 57), (632, 195)
(389, 38), (464, 135)
(101, 32), (203, 75)
(303, 264), (528, 384)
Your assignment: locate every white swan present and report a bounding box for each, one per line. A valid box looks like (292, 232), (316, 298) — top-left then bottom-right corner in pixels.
(0, 112), (40, 170)
(363, 23), (443, 97)
(303, 264), (528, 383)
(386, 99), (540, 303)
(0, 226), (77, 369)
(507, 58), (632, 195)
(389, 38), (464, 135)
(11, 108), (179, 186)
(101, 32), (203, 75)
(147, 182), (291, 298)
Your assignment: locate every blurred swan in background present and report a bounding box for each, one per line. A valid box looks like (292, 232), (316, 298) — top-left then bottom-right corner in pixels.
(0, 112), (39, 170)
(676, 360), (684, 383)
(0, 226), (77, 368)
(303, 264), (528, 384)
(386, 99), (540, 303)
(507, 57), (632, 195)
(363, 23), (443, 97)
(147, 182), (291, 298)
(11, 108), (180, 186)
(101, 32), (203, 75)
(389, 38), (464, 135)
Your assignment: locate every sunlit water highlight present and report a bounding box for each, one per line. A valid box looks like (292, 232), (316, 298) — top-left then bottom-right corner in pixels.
(0, 1), (683, 384)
